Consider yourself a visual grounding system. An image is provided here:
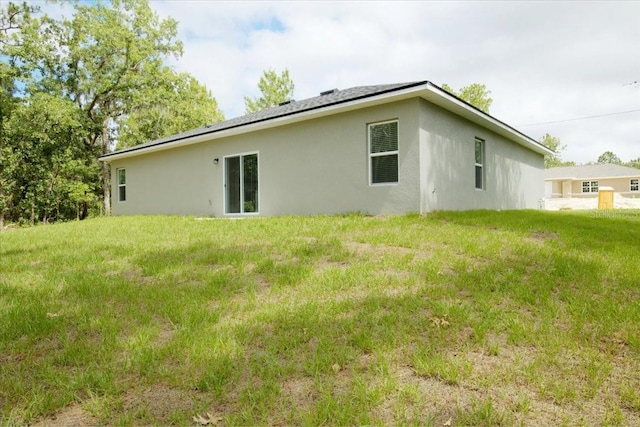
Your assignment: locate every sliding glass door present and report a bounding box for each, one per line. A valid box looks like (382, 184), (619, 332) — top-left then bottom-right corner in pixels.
(225, 153), (258, 214)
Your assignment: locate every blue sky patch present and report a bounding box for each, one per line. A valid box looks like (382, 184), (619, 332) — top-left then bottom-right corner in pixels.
(250, 16), (285, 33)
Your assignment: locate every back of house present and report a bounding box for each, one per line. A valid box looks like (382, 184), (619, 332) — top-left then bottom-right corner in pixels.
(100, 81), (552, 217)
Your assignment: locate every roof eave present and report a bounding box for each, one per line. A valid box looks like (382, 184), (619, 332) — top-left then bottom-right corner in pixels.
(421, 83), (553, 156)
(100, 81), (552, 162)
(100, 85), (426, 162)
(545, 174), (640, 181)
(544, 176), (577, 181)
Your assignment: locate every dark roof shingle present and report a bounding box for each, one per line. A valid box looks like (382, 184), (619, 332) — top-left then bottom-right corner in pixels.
(105, 81), (427, 158)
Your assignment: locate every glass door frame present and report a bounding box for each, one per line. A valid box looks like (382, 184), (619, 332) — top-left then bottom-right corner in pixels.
(223, 151), (260, 215)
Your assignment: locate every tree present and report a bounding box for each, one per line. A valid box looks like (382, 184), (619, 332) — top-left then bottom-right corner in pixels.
(0, 1), (38, 227)
(7, 0), (184, 216)
(441, 83), (493, 113)
(2, 94), (97, 224)
(0, 1), (36, 42)
(626, 157), (640, 169)
(2, 0), (224, 224)
(117, 67), (224, 149)
(597, 151), (622, 165)
(244, 68), (295, 114)
(3, 0), (226, 221)
(539, 133), (574, 169)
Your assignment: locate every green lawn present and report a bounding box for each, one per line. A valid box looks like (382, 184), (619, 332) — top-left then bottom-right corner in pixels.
(1, 210), (639, 426)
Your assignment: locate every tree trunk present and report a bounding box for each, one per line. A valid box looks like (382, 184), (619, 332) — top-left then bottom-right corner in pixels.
(101, 117), (111, 216)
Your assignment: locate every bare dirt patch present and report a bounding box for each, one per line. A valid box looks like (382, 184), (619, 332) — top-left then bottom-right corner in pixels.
(368, 335), (640, 426)
(153, 320), (176, 347)
(346, 241), (432, 260)
(526, 230), (560, 244)
(112, 268), (154, 284)
(32, 403), (98, 427)
(120, 383), (198, 422)
(281, 376), (316, 412)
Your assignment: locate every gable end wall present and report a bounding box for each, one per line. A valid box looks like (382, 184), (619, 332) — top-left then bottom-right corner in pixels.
(419, 99), (545, 211)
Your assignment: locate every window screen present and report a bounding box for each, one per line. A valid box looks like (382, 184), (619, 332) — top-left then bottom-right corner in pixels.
(475, 139), (484, 190)
(117, 168), (126, 202)
(369, 121), (399, 184)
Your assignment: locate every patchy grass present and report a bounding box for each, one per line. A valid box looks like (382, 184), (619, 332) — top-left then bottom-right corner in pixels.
(1, 210), (639, 426)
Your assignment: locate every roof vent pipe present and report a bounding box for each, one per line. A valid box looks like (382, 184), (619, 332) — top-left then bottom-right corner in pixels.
(278, 99), (294, 106)
(320, 88), (339, 96)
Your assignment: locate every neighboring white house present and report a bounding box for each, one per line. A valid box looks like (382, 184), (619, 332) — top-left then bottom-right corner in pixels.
(545, 164), (640, 199)
(99, 81), (553, 217)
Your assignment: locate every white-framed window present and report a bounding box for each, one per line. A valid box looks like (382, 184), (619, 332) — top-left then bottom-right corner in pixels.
(224, 152), (259, 214)
(582, 181), (599, 193)
(117, 168), (126, 202)
(631, 179), (639, 192)
(368, 120), (399, 185)
(474, 138), (485, 190)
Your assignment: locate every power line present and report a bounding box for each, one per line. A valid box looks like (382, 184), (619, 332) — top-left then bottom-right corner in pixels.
(516, 109), (640, 127)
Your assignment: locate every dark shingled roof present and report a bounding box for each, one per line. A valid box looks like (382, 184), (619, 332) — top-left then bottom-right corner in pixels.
(104, 81), (428, 159)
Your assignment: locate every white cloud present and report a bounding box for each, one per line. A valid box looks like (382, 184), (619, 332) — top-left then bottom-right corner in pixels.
(36, 0), (640, 164)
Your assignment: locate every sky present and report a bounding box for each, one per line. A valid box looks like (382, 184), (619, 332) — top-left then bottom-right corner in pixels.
(43, 1), (640, 164)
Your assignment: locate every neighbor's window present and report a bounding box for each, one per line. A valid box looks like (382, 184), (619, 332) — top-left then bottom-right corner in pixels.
(631, 179), (639, 192)
(117, 168), (126, 202)
(474, 138), (485, 190)
(582, 181), (598, 193)
(369, 120), (399, 185)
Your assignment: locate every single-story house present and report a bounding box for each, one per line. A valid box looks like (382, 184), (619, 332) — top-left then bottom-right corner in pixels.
(100, 80), (553, 217)
(544, 164), (640, 199)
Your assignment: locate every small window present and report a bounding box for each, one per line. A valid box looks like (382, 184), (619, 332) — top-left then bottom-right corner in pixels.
(369, 120), (399, 185)
(582, 181), (598, 193)
(117, 168), (126, 202)
(631, 179), (639, 192)
(474, 138), (485, 190)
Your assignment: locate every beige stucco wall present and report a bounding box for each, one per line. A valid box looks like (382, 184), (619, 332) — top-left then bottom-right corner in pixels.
(418, 100), (545, 211)
(545, 177), (640, 198)
(111, 99), (422, 216)
(548, 180), (566, 198)
(568, 177), (640, 198)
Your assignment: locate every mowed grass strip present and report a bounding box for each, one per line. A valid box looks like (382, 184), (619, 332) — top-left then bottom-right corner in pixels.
(0, 210), (639, 426)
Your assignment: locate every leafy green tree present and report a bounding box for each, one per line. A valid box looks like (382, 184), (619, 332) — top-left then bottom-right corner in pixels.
(244, 68), (295, 114)
(597, 151), (622, 164)
(2, 0), (224, 223)
(626, 157), (640, 169)
(117, 67), (225, 149)
(0, 1), (39, 226)
(0, 59), (16, 227)
(441, 83), (493, 113)
(4, 0), (224, 219)
(0, 1), (36, 41)
(3, 94), (97, 224)
(7, 0), (183, 216)
(539, 133), (574, 169)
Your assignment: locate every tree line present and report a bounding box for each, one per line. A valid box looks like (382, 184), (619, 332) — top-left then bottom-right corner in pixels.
(0, 0), (294, 226)
(1, 0), (633, 226)
(541, 134), (639, 169)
